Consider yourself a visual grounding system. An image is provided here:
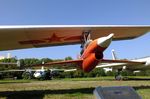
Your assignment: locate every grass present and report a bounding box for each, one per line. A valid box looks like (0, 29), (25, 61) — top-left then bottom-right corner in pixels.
(0, 79), (31, 84)
(0, 77), (149, 99)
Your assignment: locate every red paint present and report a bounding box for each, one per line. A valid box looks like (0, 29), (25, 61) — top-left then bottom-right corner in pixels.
(33, 38), (107, 73)
(44, 33), (65, 43)
(30, 34), (112, 73)
(19, 40), (45, 45)
(40, 38), (107, 72)
(19, 33), (81, 45)
(81, 39), (106, 72)
(82, 53), (99, 72)
(64, 36), (81, 41)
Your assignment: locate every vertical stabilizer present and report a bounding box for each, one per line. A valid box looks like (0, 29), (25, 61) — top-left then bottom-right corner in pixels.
(111, 49), (117, 60)
(41, 66), (44, 70)
(17, 60), (20, 67)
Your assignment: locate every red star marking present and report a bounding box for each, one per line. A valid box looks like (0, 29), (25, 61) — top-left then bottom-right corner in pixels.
(19, 33), (81, 45)
(44, 33), (65, 43)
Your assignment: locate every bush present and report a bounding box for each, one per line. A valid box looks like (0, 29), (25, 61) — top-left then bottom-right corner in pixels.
(121, 71), (134, 76)
(73, 70), (84, 78)
(106, 71), (115, 76)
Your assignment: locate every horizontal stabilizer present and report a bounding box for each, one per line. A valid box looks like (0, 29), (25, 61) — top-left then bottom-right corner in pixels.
(101, 59), (145, 64)
(96, 59), (146, 69)
(33, 59), (83, 69)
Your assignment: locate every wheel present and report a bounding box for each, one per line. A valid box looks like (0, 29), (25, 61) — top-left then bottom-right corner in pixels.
(115, 75), (123, 81)
(22, 72), (32, 80)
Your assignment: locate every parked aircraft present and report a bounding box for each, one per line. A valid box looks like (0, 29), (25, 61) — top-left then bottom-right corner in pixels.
(0, 66), (64, 80)
(97, 49), (150, 80)
(33, 66), (72, 80)
(0, 60), (20, 67)
(1, 25), (150, 74)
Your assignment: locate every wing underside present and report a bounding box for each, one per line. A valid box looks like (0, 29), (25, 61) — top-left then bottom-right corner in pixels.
(97, 59), (145, 69)
(32, 59), (145, 70)
(33, 59), (83, 69)
(0, 25), (150, 50)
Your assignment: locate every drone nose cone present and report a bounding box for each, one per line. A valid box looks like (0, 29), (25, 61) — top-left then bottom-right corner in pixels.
(97, 33), (114, 48)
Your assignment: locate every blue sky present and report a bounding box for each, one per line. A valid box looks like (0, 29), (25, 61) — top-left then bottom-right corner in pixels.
(0, 0), (150, 59)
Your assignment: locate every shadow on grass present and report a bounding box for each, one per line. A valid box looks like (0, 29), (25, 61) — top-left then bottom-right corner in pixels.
(134, 85), (150, 90)
(0, 86), (149, 99)
(0, 88), (94, 99)
(128, 78), (150, 81)
(0, 81), (30, 84)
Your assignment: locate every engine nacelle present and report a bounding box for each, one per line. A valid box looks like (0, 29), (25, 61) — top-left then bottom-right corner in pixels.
(82, 52), (103, 72)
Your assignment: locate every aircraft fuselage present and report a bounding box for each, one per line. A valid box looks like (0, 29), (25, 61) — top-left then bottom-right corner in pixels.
(81, 34), (114, 72)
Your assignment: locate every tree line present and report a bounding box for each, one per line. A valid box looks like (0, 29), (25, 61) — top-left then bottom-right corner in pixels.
(0, 57), (150, 79)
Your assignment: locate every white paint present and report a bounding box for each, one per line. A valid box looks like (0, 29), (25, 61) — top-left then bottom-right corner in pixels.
(97, 33), (114, 48)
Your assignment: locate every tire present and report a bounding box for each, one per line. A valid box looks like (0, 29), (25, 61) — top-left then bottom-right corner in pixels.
(22, 72), (32, 80)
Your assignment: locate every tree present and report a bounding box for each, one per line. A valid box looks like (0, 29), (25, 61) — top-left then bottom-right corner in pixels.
(106, 71), (115, 76)
(73, 70), (84, 78)
(19, 59), (25, 68)
(40, 58), (53, 63)
(65, 56), (73, 60)
(146, 70), (150, 76)
(93, 68), (106, 77)
(121, 70), (134, 76)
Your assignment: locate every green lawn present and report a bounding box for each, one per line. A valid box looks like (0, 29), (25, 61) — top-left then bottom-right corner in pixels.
(0, 77), (149, 99)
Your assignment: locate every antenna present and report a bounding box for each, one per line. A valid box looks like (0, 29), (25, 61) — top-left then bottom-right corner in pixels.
(111, 49), (117, 60)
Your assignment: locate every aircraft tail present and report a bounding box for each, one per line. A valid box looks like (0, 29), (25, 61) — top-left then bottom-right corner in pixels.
(17, 60), (20, 67)
(111, 49), (117, 60)
(41, 66), (44, 70)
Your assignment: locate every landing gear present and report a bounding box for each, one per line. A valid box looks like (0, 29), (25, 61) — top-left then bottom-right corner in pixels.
(115, 69), (123, 80)
(22, 71), (32, 80)
(22, 69), (33, 80)
(115, 75), (123, 81)
(114, 69), (133, 80)
(80, 31), (92, 55)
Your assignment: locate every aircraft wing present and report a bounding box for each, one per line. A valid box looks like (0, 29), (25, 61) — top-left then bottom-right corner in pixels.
(0, 25), (150, 50)
(33, 59), (83, 69)
(33, 59), (145, 70)
(97, 59), (146, 70)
